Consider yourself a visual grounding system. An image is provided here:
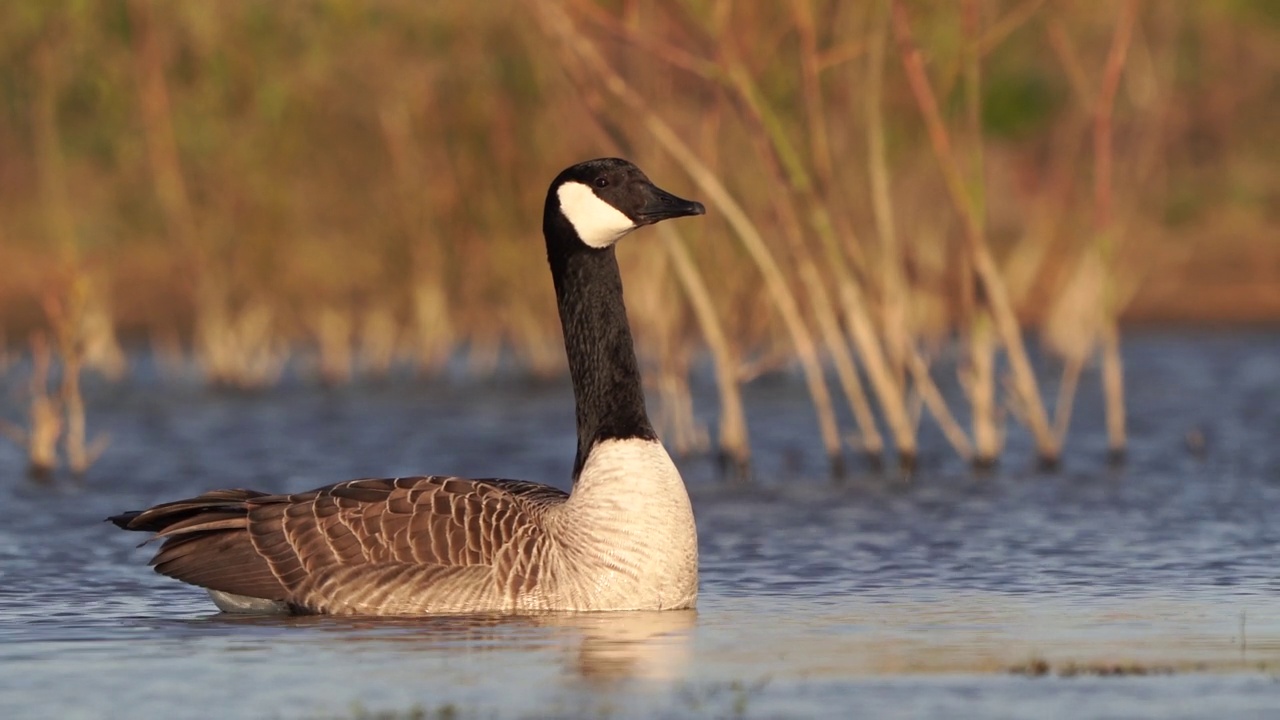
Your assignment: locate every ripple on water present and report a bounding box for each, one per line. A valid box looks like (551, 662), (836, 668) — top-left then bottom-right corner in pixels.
(1, 331), (1279, 718)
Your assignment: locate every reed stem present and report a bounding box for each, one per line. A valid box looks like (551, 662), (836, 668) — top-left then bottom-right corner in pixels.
(660, 225), (751, 476)
(1093, 0), (1141, 462)
(891, 0), (1060, 463)
(535, 1), (846, 471)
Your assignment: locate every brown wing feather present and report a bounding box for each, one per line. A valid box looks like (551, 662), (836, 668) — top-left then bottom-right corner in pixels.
(110, 489), (288, 601)
(152, 532), (284, 598)
(245, 477), (568, 612)
(111, 477), (569, 613)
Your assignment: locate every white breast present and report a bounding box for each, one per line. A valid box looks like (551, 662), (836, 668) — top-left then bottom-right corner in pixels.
(549, 438), (699, 610)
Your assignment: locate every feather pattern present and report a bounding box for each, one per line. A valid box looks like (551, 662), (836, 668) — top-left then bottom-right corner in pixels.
(110, 440), (696, 615)
(114, 475), (566, 614)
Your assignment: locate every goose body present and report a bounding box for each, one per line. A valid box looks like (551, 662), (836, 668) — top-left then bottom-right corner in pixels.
(111, 158), (706, 615)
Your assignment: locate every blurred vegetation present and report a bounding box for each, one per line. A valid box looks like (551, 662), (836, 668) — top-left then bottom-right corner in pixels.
(1, 0), (1277, 472)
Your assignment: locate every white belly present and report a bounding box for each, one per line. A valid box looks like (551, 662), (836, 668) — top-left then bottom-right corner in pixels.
(208, 590), (290, 614)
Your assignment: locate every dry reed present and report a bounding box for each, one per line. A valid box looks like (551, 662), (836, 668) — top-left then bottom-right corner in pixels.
(0, 1), (1234, 474)
(892, 0), (1059, 465)
(0, 334), (62, 480)
(43, 285), (110, 476)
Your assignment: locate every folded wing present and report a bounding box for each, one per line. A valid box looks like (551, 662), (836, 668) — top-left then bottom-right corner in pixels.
(110, 477), (569, 614)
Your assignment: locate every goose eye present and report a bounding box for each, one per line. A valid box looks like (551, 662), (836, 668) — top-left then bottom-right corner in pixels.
(593, 177), (609, 189)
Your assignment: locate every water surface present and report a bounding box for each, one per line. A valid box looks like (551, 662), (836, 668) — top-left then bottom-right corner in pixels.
(1, 331), (1278, 718)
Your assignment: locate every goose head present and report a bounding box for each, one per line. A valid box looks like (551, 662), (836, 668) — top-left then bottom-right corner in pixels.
(546, 158), (706, 251)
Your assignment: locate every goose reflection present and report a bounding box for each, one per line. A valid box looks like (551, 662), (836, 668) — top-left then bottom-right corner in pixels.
(202, 608), (696, 683)
(549, 610), (696, 683)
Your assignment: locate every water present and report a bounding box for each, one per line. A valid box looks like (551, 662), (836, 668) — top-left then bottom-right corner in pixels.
(1, 331), (1278, 719)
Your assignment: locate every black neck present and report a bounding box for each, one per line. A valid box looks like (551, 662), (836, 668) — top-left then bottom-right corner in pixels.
(544, 211), (656, 480)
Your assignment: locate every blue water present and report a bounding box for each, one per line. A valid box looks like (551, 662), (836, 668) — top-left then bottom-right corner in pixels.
(1, 330), (1278, 719)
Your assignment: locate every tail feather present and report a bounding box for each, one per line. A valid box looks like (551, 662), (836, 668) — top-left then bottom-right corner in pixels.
(109, 489), (288, 603)
(107, 511), (142, 530)
(152, 512), (252, 539)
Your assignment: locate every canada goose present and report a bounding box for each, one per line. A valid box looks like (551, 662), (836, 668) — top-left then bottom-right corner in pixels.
(110, 158), (706, 616)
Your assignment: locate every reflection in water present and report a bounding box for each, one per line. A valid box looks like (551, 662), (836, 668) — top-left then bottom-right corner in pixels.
(557, 610), (696, 683)
(205, 608), (696, 684)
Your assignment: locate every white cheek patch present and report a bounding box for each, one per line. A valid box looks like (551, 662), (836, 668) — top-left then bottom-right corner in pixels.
(557, 181), (636, 249)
